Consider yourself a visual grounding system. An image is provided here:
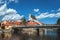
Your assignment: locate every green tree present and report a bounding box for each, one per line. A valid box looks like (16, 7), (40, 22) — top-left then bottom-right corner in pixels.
(57, 18), (60, 25)
(31, 14), (37, 20)
(21, 17), (26, 25)
(57, 18), (60, 36)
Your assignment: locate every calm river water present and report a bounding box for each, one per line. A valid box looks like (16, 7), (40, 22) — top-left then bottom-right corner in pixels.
(0, 30), (60, 40)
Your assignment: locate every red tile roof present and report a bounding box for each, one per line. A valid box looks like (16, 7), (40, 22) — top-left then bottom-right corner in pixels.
(2, 21), (43, 26)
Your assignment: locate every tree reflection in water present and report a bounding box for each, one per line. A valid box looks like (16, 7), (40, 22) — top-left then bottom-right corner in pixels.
(0, 31), (59, 40)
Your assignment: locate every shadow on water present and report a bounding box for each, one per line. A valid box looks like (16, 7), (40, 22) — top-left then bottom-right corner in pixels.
(0, 30), (60, 40)
(57, 29), (60, 40)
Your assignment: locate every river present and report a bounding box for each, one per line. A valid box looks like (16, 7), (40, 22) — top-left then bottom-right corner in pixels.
(0, 29), (60, 40)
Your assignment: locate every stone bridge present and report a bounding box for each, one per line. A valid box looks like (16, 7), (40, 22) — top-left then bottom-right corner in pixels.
(12, 25), (60, 36)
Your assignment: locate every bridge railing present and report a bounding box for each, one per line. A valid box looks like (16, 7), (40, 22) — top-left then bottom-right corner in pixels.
(12, 25), (60, 28)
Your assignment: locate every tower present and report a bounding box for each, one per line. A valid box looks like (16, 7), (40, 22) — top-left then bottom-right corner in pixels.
(29, 14), (42, 25)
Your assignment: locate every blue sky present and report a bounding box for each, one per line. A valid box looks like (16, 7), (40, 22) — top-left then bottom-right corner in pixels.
(0, 0), (60, 24)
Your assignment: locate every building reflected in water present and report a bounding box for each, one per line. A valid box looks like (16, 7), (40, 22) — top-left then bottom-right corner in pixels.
(0, 30), (59, 40)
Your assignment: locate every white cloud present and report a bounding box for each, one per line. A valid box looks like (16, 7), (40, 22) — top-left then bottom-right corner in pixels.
(8, 0), (18, 3)
(2, 14), (24, 21)
(36, 12), (49, 19)
(6, 8), (17, 14)
(0, 12), (5, 16)
(56, 12), (60, 17)
(36, 12), (60, 19)
(34, 9), (39, 12)
(0, 4), (17, 16)
(58, 8), (60, 11)
(0, 3), (24, 21)
(48, 14), (55, 17)
(35, 8), (60, 19)
(0, 0), (18, 4)
(0, 4), (7, 11)
(0, 4), (7, 16)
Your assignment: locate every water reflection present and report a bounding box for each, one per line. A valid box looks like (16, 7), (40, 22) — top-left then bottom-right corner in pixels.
(0, 32), (11, 40)
(0, 30), (60, 40)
